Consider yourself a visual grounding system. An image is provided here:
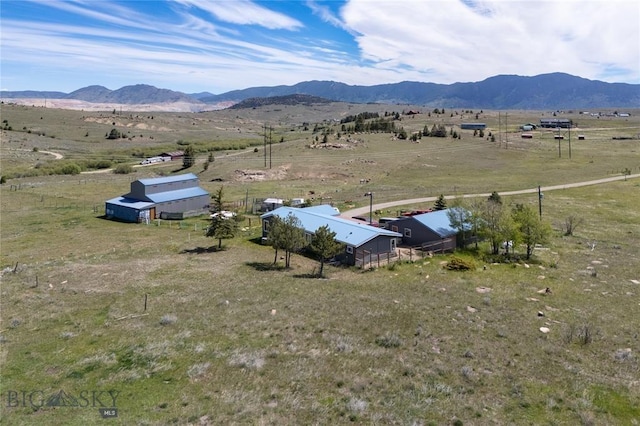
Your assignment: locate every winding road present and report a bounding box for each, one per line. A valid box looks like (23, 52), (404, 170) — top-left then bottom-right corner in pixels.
(342, 174), (640, 217)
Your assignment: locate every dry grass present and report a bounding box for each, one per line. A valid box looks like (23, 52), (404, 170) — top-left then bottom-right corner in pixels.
(1, 104), (639, 424)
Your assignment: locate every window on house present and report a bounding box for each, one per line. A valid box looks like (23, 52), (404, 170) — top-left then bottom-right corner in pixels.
(391, 225), (399, 232)
(346, 246), (353, 254)
(391, 239), (397, 251)
(404, 228), (411, 238)
(263, 220), (270, 232)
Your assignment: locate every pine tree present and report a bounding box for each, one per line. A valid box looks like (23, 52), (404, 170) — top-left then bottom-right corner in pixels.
(434, 194), (447, 211)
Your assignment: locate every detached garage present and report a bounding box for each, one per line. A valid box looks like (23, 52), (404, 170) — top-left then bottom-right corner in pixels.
(105, 173), (210, 223)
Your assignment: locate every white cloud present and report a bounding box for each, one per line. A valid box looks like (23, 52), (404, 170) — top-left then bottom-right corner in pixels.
(341, 0), (640, 83)
(0, 0), (637, 92)
(176, 0), (304, 30)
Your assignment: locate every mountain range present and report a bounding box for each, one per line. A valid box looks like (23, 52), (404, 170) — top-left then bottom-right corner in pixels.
(2, 73), (638, 110)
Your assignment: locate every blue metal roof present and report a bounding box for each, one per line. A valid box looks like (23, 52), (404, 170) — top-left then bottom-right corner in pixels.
(105, 196), (155, 209)
(137, 173), (198, 186)
(411, 209), (461, 237)
(302, 205), (341, 216)
(261, 205), (401, 247)
(146, 187), (209, 203)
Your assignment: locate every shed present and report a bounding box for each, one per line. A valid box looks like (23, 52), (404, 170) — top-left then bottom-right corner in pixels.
(261, 197), (284, 212)
(105, 173), (210, 222)
(387, 209), (465, 252)
(261, 205), (401, 267)
(160, 151), (185, 160)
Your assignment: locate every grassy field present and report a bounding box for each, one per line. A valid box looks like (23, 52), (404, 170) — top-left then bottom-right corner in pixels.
(1, 103), (639, 425)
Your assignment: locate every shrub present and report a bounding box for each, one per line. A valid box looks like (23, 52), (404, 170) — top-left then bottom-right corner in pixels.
(375, 332), (402, 348)
(445, 256), (476, 271)
(58, 163), (82, 175)
(159, 314), (177, 326)
(113, 164), (134, 174)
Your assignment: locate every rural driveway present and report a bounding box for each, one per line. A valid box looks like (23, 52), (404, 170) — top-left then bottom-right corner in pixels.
(342, 173), (640, 217)
(38, 150), (64, 159)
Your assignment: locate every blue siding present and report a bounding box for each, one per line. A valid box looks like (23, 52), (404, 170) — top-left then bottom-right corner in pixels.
(105, 202), (144, 222)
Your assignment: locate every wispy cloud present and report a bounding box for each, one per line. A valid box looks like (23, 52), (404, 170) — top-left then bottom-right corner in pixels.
(0, 0), (637, 92)
(175, 0), (304, 30)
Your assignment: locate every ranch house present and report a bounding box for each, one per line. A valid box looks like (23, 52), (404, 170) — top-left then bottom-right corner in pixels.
(261, 205), (402, 267)
(105, 173), (210, 223)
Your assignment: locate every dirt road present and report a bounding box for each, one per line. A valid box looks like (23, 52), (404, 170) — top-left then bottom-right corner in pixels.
(342, 173), (640, 217)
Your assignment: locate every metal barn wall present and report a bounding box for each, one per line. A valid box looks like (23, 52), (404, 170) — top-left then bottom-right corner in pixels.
(154, 195), (209, 216)
(391, 217), (457, 249)
(127, 177), (199, 199)
(358, 235), (397, 256)
(105, 203), (140, 223)
(142, 178), (198, 195)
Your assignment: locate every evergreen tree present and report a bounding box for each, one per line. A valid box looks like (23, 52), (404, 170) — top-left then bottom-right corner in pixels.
(211, 186), (225, 213)
(434, 194), (447, 211)
(488, 191), (502, 205)
(310, 225), (342, 277)
(183, 145), (196, 168)
(106, 128), (121, 139)
(206, 214), (238, 249)
(205, 186), (237, 249)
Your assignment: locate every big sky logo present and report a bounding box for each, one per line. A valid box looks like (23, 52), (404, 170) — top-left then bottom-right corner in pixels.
(5, 389), (119, 416)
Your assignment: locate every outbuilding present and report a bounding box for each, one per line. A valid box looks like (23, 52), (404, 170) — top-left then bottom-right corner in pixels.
(387, 209), (466, 252)
(105, 173), (210, 222)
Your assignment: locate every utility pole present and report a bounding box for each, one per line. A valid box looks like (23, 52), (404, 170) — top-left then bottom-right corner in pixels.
(364, 192), (373, 225)
(269, 126), (272, 169)
(557, 128), (562, 158)
(568, 124), (572, 159)
(263, 124), (267, 167)
(505, 112), (508, 149)
(538, 186), (543, 219)
(498, 112), (501, 147)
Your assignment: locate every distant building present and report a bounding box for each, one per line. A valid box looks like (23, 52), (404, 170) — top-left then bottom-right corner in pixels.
(539, 118), (572, 128)
(160, 151), (185, 160)
(460, 123), (486, 130)
(105, 173), (209, 223)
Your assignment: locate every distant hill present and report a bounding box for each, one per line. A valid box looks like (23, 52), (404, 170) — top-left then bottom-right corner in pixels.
(2, 84), (196, 105)
(189, 91), (215, 100)
(2, 73), (638, 110)
(229, 94), (333, 109)
(0, 90), (67, 99)
(205, 73), (640, 110)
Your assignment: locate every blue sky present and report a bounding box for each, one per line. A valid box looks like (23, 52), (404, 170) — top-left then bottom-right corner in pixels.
(1, 0), (638, 94)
